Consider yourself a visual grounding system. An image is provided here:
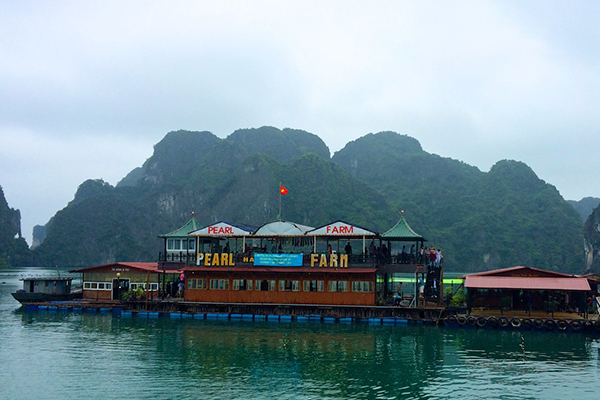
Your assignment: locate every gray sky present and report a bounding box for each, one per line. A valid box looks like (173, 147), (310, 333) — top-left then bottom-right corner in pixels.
(2, 1), (600, 245)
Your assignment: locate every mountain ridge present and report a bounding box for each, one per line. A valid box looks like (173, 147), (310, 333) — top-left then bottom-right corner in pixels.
(0, 126), (590, 274)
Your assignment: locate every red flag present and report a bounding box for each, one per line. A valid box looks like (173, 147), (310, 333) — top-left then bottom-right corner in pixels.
(280, 185), (288, 195)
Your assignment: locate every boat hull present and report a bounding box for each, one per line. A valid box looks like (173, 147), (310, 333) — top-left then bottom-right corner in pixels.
(11, 291), (82, 304)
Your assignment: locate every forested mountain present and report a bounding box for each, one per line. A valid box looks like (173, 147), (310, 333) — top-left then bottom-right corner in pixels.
(568, 197), (600, 221)
(23, 127), (588, 273)
(332, 133), (584, 272)
(0, 186), (30, 267)
(584, 205), (600, 273)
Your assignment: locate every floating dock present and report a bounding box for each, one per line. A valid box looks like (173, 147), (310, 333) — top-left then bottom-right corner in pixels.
(20, 300), (600, 333)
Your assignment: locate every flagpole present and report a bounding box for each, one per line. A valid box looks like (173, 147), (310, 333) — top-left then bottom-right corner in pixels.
(278, 182), (282, 220)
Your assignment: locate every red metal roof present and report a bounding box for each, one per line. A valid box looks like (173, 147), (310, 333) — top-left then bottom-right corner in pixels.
(71, 262), (179, 273)
(465, 276), (590, 291)
(181, 266), (377, 274)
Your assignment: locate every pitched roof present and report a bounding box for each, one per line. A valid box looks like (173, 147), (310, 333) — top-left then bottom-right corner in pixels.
(459, 266), (575, 279)
(189, 221), (255, 237)
(158, 218), (202, 238)
(381, 214), (425, 240)
(306, 220), (377, 237)
(71, 262), (161, 273)
(253, 220), (314, 236)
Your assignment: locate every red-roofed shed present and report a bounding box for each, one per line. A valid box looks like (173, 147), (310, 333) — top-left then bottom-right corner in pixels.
(462, 266), (591, 314)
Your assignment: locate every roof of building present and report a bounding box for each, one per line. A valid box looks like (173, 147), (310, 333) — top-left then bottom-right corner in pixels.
(189, 221), (255, 237)
(71, 262), (162, 273)
(458, 266), (575, 279)
(381, 214), (425, 241)
(464, 275), (591, 291)
(158, 218), (202, 238)
(253, 220), (315, 237)
(19, 277), (74, 281)
(306, 220), (377, 237)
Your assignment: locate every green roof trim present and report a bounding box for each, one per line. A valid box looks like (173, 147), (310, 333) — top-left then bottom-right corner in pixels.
(159, 218), (202, 238)
(381, 215), (425, 241)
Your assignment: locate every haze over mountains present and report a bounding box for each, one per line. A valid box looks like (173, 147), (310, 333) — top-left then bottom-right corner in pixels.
(1, 127), (598, 273)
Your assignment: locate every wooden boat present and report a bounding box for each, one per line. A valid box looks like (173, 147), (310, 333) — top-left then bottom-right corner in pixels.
(11, 276), (82, 304)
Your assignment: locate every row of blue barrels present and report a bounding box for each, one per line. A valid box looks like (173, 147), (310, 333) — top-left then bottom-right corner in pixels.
(445, 314), (600, 332)
(28, 304), (124, 313)
(123, 311), (414, 325)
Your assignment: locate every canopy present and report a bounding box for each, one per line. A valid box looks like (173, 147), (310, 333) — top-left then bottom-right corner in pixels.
(189, 221), (254, 237)
(253, 220), (314, 237)
(306, 220), (377, 237)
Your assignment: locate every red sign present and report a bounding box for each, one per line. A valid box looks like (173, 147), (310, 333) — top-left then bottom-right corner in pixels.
(326, 225), (354, 234)
(207, 226), (234, 235)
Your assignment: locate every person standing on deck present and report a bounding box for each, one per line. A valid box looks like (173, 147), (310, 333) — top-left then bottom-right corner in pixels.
(345, 242), (352, 255)
(429, 246), (437, 272)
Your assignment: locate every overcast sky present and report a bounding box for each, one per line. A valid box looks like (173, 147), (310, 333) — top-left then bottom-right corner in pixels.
(1, 1), (600, 245)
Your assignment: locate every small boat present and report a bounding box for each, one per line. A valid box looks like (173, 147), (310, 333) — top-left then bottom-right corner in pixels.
(11, 276), (82, 304)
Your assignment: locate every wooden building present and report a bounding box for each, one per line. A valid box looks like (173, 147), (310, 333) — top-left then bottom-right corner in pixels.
(181, 220), (378, 306)
(72, 262), (165, 300)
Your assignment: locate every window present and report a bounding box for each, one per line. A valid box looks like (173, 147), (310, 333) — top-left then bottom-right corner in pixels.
(233, 279), (252, 291)
(279, 280), (300, 292)
(255, 280), (276, 291)
(328, 281), (349, 292)
(187, 279), (197, 289)
(188, 239), (196, 251)
(303, 280), (324, 292)
(149, 283), (158, 291)
(352, 281), (374, 292)
(167, 238), (188, 251)
(84, 281), (112, 290)
(210, 279), (229, 290)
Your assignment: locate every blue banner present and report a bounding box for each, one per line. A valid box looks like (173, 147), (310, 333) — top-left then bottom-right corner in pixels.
(254, 253), (304, 267)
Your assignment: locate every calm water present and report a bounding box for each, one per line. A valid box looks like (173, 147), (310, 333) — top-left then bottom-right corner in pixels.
(1, 268), (599, 400)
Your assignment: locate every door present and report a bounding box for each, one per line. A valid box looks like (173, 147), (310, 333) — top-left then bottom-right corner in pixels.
(112, 279), (130, 300)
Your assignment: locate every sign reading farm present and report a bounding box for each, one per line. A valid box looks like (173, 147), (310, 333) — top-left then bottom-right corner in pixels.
(307, 221), (376, 236)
